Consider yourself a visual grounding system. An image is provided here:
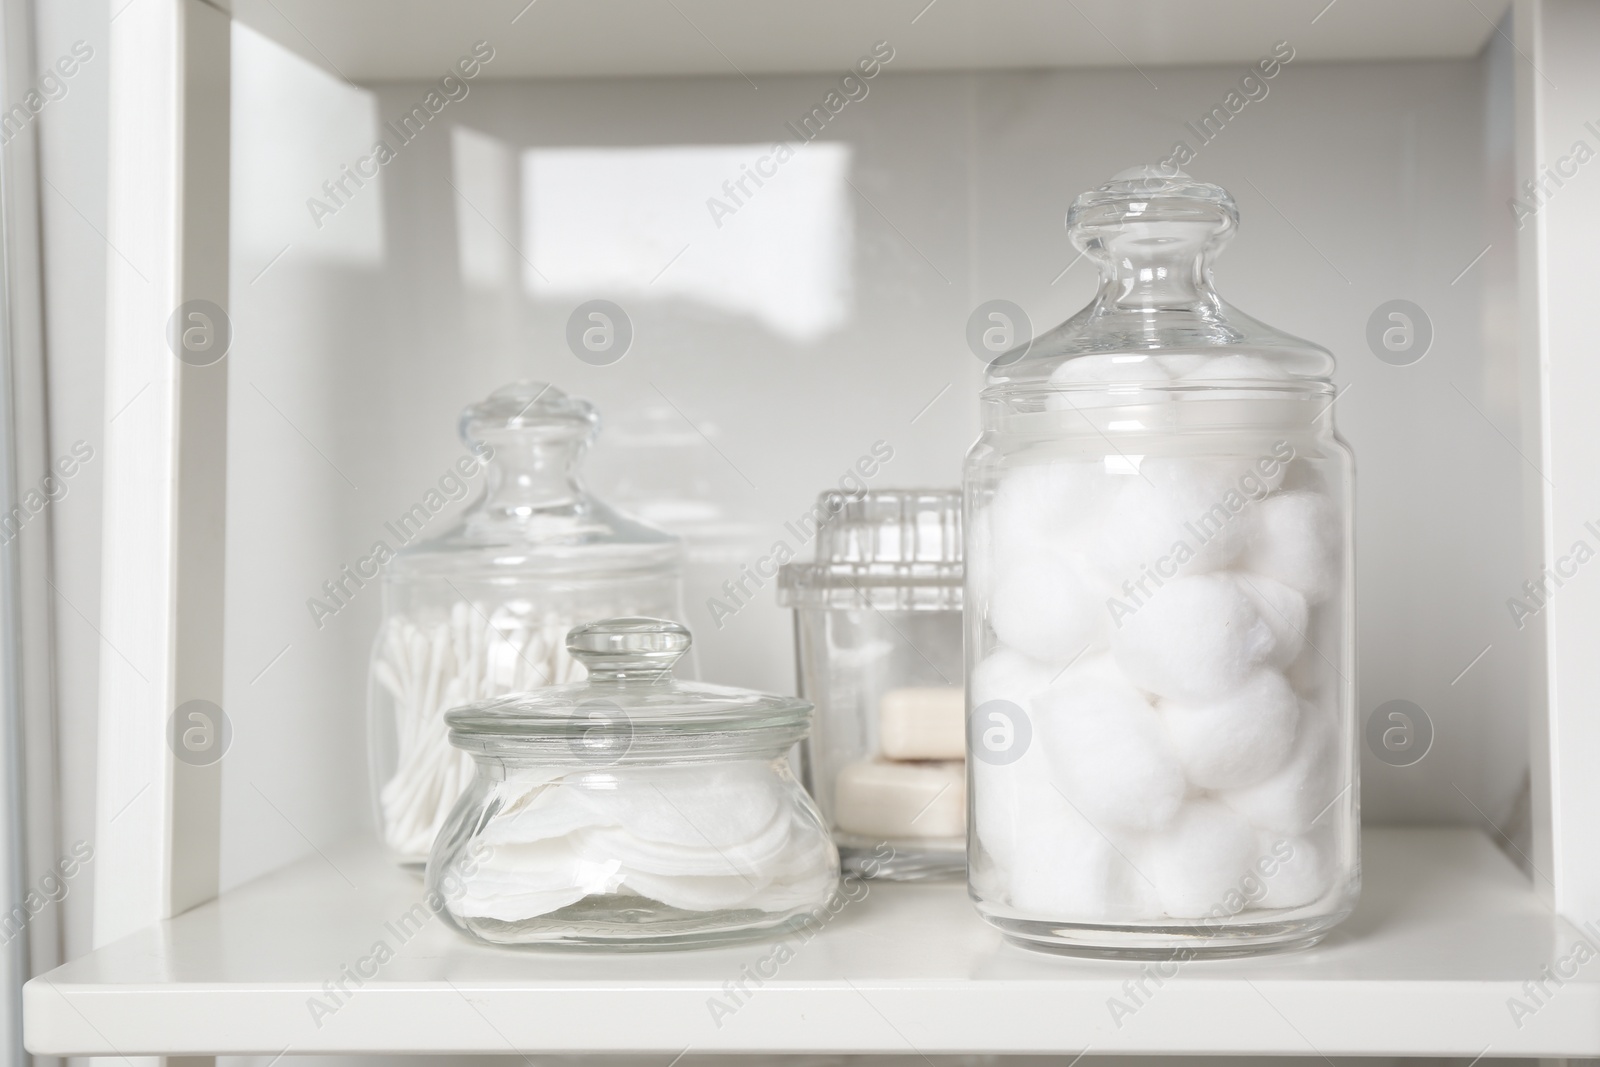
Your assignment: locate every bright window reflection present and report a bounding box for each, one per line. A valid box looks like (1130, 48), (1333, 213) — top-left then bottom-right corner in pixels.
(521, 144), (852, 342)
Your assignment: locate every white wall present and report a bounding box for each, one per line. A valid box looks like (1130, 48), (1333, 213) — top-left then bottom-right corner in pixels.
(214, 28), (1529, 894)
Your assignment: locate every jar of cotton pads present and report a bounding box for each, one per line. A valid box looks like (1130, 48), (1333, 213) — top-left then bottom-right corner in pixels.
(426, 617), (840, 949)
(778, 489), (966, 881)
(963, 166), (1357, 957)
(367, 382), (683, 868)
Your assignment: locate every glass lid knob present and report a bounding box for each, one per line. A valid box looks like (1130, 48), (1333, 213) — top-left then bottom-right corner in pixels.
(566, 617), (691, 679)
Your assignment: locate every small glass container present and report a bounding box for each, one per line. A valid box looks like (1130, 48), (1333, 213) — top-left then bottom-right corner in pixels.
(778, 490), (965, 881)
(426, 617), (840, 949)
(367, 382), (683, 867)
(964, 167), (1357, 956)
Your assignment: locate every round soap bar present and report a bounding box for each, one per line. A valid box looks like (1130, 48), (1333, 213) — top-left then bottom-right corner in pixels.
(879, 686), (966, 761)
(1110, 572), (1276, 702)
(1159, 669), (1299, 790)
(834, 759), (965, 840)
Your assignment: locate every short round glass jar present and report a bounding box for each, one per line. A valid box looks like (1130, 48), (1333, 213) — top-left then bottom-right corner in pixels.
(426, 617), (840, 949)
(964, 167), (1357, 957)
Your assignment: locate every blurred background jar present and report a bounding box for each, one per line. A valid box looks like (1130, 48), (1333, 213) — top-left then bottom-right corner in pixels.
(367, 382), (682, 867)
(964, 167), (1356, 956)
(779, 489), (965, 880)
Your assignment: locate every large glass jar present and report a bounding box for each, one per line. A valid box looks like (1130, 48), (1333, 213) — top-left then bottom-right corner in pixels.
(778, 489), (965, 881)
(426, 617), (840, 949)
(368, 382), (682, 867)
(964, 167), (1357, 956)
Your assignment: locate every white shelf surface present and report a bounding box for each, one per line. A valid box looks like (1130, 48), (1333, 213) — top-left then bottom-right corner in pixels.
(24, 827), (1599, 1058)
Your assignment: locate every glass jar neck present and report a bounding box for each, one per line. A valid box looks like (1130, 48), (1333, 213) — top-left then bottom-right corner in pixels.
(476, 432), (587, 520)
(1087, 224), (1220, 312)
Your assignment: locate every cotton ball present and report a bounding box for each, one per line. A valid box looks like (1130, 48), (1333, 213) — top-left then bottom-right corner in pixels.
(1141, 799), (1257, 919)
(1219, 700), (1342, 836)
(1044, 354), (1171, 412)
(1156, 354), (1210, 378)
(1181, 354), (1293, 381)
(1093, 458), (1257, 582)
(1036, 675), (1185, 831)
(1008, 814), (1137, 921)
(1159, 670), (1298, 790)
(989, 549), (1107, 664)
(970, 645), (1056, 710)
(971, 735), (1085, 876)
(1236, 574), (1308, 669)
(1111, 573), (1275, 702)
(988, 462), (1108, 556)
(1254, 829), (1339, 910)
(1243, 491), (1340, 603)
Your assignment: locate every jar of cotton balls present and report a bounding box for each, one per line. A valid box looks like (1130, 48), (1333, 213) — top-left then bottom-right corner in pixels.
(426, 617), (840, 949)
(964, 166), (1356, 957)
(778, 489), (966, 881)
(367, 382), (683, 868)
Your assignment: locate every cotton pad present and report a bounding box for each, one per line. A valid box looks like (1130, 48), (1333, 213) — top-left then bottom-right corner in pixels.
(1036, 674), (1186, 831)
(477, 775), (613, 846)
(1093, 457), (1259, 583)
(1255, 828), (1338, 910)
(1159, 669), (1298, 791)
(989, 548), (1107, 664)
(1236, 574), (1309, 669)
(580, 763), (784, 847)
(1219, 700), (1342, 836)
(1243, 490), (1339, 603)
(1141, 799), (1258, 919)
(1111, 572), (1276, 702)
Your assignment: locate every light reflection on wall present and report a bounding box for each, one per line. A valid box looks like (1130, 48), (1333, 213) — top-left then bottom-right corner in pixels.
(520, 143), (852, 343)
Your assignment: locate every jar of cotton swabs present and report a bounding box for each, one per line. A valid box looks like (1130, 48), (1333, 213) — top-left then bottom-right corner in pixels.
(368, 382), (682, 867)
(964, 167), (1357, 956)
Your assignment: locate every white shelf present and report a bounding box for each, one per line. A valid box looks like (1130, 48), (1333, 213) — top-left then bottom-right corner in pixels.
(23, 827), (1599, 1058)
(228, 0), (1508, 82)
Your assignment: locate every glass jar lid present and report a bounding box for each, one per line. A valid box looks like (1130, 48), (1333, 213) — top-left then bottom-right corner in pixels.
(988, 165), (1335, 397)
(777, 489), (962, 610)
(392, 381), (681, 577)
(445, 618), (811, 759)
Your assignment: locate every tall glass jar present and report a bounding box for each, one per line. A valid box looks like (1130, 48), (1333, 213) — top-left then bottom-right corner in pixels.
(964, 167), (1357, 956)
(368, 382), (682, 867)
